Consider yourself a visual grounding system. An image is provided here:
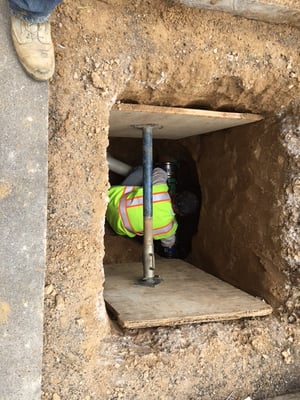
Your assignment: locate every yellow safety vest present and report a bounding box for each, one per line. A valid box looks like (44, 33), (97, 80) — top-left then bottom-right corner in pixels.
(107, 184), (178, 240)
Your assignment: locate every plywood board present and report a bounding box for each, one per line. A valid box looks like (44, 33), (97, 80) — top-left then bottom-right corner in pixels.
(104, 259), (272, 328)
(109, 103), (263, 139)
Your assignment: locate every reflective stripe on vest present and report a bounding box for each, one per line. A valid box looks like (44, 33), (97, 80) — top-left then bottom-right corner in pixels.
(119, 187), (174, 237)
(119, 186), (134, 234)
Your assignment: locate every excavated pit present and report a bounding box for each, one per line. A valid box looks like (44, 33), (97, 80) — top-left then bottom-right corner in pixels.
(42, 1), (300, 399)
(105, 113), (287, 308)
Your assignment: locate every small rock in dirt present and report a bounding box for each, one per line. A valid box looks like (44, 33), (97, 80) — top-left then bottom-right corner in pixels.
(55, 294), (65, 310)
(288, 313), (297, 324)
(45, 284), (54, 295)
(281, 348), (293, 364)
(52, 394), (61, 400)
(75, 318), (84, 326)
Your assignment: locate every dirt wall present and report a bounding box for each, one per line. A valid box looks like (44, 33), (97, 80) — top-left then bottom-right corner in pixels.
(181, 106), (300, 313)
(182, 117), (287, 306)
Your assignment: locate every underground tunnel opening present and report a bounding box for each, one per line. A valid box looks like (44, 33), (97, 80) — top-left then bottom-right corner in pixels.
(103, 103), (273, 329)
(104, 137), (201, 263)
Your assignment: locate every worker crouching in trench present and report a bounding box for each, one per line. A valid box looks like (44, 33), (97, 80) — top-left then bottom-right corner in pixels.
(106, 156), (200, 259)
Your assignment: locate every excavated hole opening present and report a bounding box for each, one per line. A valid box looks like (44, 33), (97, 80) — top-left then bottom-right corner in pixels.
(104, 106), (286, 315)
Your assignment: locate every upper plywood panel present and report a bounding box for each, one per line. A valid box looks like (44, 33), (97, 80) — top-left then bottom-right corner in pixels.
(109, 103), (262, 139)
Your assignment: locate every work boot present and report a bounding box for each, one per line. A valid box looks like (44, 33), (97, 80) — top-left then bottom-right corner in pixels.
(11, 15), (55, 81)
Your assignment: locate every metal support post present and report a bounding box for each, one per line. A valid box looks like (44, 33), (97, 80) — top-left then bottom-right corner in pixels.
(142, 125), (155, 280)
(132, 124), (162, 286)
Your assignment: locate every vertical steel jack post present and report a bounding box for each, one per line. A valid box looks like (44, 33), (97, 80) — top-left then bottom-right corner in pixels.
(132, 124), (162, 287)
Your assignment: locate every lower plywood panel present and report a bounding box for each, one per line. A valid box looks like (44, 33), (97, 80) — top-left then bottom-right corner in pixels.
(104, 259), (272, 328)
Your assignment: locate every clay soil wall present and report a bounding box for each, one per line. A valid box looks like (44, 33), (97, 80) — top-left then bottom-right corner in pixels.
(184, 118), (287, 306)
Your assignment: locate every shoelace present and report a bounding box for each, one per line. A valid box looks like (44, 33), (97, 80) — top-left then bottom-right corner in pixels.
(22, 20), (48, 42)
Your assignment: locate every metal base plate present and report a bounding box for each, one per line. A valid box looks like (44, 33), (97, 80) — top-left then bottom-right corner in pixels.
(136, 275), (162, 287)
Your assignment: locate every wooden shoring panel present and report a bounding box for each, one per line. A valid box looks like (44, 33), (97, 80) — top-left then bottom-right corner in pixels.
(109, 103), (263, 139)
(104, 259), (272, 329)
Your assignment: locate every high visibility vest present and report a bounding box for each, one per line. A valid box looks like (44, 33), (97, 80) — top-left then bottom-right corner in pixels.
(107, 184), (178, 240)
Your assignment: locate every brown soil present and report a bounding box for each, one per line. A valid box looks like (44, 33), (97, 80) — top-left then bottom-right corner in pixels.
(43, 1), (300, 399)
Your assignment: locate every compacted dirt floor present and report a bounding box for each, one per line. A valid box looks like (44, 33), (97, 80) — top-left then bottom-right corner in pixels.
(42, 1), (300, 399)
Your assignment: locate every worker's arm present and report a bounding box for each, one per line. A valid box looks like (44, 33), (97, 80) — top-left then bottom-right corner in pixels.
(161, 234), (176, 248)
(152, 167), (168, 185)
(153, 167), (175, 248)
